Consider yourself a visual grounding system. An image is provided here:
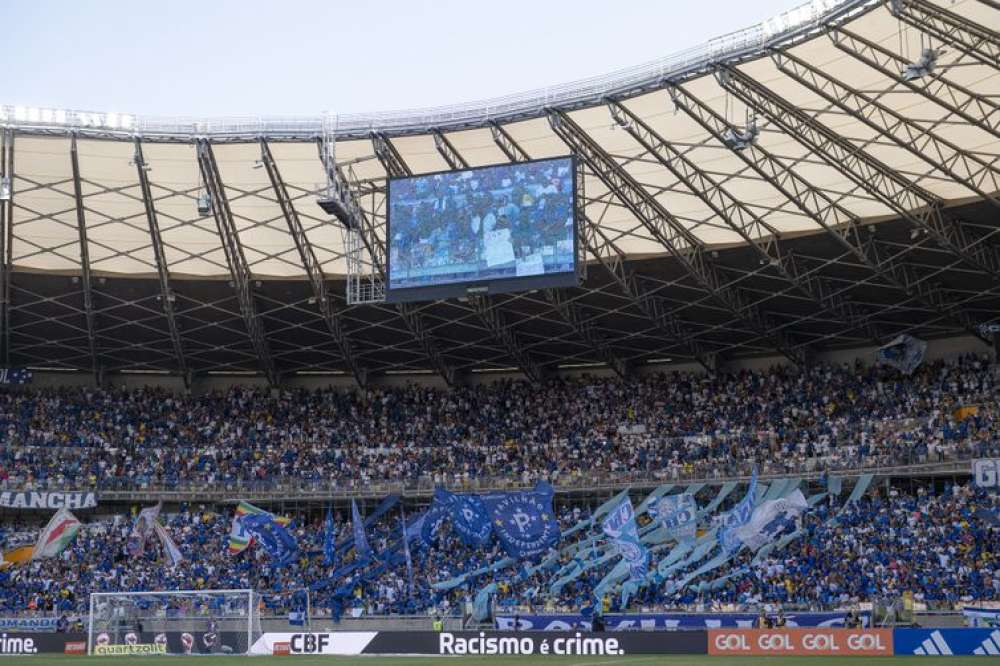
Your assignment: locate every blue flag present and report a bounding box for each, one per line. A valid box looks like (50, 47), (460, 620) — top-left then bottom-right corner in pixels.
(438, 488), (493, 547)
(240, 512), (299, 567)
(400, 508), (414, 596)
(404, 511), (426, 543)
(483, 481), (560, 559)
(0, 368), (32, 385)
(421, 495), (450, 546)
(601, 496), (648, 581)
(717, 469), (758, 554)
(323, 508), (336, 566)
(351, 499), (372, 562)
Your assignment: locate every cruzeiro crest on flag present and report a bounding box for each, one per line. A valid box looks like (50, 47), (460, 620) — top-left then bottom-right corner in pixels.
(484, 483), (560, 558)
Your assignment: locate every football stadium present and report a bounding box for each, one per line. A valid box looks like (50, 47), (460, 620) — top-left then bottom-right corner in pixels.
(0, 0), (998, 662)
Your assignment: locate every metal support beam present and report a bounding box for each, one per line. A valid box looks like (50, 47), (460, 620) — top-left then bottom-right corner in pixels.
(467, 294), (545, 382)
(771, 49), (1000, 210)
(666, 81), (987, 343)
(490, 121), (716, 371)
(487, 122), (637, 376)
(542, 288), (629, 378)
(362, 132), (460, 385)
(431, 129), (469, 170)
(489, 121), (531, 163)
(260, 138), (368, 386)
(890, 0), (1000, 69)
(133, 138), (189, 384)
(580, 213), (717, 372)
(606, 97), (882, 346)
(546, 108), (808, 366)
(370, 131), (410, 183)
(717, 65), (1000, 279)
(195, 139), (279, 385)
(69, 133), (101, 379)
(428, 128), (549, 381)
(0, 130), (12, 366)
(828, 26), (1000, 139)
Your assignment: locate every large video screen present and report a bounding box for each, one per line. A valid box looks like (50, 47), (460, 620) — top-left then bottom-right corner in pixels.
(386, 156), (577, 302)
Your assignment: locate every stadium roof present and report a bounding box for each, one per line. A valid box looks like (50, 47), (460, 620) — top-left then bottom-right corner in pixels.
(0, 0), (998, 385)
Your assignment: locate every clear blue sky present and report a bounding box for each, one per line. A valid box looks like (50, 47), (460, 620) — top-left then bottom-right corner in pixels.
(7, 0), (807, 117)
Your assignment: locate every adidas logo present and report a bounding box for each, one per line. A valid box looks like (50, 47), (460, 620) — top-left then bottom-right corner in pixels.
(973, 629), (1000, 656)
(913, 630), (952, 656)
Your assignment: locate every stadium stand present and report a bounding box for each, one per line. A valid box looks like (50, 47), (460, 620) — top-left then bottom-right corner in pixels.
(0, 0), (998, 649)
(0, 478), (995, 619)
(0, 355), (996, 493)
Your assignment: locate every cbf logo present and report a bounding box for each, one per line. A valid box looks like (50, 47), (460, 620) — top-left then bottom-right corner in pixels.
(290, 634), (331, 654)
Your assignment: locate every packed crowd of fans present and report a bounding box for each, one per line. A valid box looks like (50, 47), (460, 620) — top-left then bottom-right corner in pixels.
(0, 352), (996, 619)
(0, 482), (995, 618)
(0, 354), (997, 492)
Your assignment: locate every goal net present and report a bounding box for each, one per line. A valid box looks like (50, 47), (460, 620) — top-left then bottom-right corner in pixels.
(88, 589), (258, 656)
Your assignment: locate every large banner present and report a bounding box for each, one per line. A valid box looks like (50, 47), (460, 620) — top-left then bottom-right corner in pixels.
(0, 617), (63, 632)
(251, 631), (707, 656)
(973, 459), (999, 489)
(708, 628), (893, 657)
(893, 628), (1000, 656)
(495, 611), (870, 631)
(0, 491), (96, 510)
(963, 607), (1000, 628)
(0, 632), (87, 656)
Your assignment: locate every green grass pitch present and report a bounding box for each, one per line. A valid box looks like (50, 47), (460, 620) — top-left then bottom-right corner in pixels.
(19, 656), (992, 665)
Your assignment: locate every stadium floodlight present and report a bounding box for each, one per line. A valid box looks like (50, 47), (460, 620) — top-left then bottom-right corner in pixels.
(901, 48), (939, 81)
(317, 179), (358, 229)
(129, 155), (152, 172)
(197, 192), (213, 217)
(721, 115), (759, 151)
(0, 176), (10, 201)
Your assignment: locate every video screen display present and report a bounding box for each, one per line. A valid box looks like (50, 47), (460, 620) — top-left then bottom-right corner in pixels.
(386, 156), (577, 302)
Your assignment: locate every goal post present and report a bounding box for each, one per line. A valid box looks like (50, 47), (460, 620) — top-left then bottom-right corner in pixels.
(88, 589), (258, 656)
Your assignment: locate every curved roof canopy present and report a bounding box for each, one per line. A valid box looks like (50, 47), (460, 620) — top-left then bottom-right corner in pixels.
(0, 0), (998, 383)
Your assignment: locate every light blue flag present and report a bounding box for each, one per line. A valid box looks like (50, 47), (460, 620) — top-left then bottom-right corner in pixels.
(351, 499), (372, 562)
(601, 496), (648, 581)
(650, 493), (698, 541)
(717, 469), (757, 553)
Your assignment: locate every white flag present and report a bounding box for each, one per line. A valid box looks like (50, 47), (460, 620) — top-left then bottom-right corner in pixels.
(128, 502), (161, 555)
(153, 521), (184, 566)
(33, 507), (81, 559)
(734, 490), (808, 551)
